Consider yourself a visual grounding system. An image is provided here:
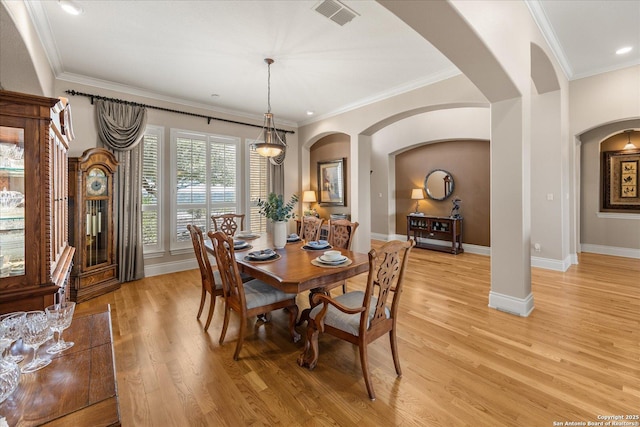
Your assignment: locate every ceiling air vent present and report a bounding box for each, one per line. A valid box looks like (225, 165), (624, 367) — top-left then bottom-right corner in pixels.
(313, 0), (358, 26)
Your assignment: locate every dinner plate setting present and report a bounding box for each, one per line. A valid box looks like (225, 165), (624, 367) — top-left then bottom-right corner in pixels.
(316, 254), (348, 265)
(286, 233), (301, 243)
(302, 240), (331, 250)
(235, 231), (261, 240)
(244, 249), (280, 262)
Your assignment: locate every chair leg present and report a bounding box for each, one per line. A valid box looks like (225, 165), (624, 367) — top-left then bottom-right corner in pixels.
(390, 328), (402, 377)
(233, 315), (247, 360)
(287, 304), (301, 343)
(342, 282), (347, 294)
(204, 293), (216, 332)
(219, 306), (231, 345)
(197, 288), (206, 319)
(359, 342), (376, 401)
(297, 318), (320, 369)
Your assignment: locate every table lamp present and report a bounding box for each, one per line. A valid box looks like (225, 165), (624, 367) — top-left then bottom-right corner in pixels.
(411, 188), (424, 213)
(302, 190), (317, 216)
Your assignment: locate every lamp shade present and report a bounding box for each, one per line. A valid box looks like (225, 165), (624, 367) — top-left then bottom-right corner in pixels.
(411, 188), (424, 200)
(302, 190), (317, 203)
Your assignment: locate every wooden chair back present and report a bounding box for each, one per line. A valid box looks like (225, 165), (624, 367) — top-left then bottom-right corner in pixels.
(208, 230), (245, 307)
(187, 224), (223, 331)
(187, 224), (215, 295)
(327, 219), (359, 250)
(301, 216), (324, 241)
(211, 213), (245, 237)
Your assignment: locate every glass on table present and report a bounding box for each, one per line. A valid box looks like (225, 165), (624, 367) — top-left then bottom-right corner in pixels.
(20, 311), (52, 373)
(45, 301), (75, 354)
(0, 311), (26, 363)
(0, 321), (21, 404)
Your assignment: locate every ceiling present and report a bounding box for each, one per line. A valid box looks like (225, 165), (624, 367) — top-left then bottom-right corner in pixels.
(21, 0), (640, 126)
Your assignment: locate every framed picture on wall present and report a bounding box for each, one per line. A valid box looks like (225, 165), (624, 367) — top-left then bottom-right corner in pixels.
(318, 158), (346, 206)
(602, 149), (640, 211)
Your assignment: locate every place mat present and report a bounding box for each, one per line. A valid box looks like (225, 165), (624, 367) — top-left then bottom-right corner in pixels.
(243, 253), (281, 264)
(233, 244), (253, 252)
(301, 244), (333, 251)
(311, 257), (352, 269)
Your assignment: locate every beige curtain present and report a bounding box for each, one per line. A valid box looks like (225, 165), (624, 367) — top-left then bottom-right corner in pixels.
(96, 100), (147, 282)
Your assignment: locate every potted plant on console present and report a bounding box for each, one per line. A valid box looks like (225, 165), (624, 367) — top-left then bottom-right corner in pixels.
(257, 193), (298, 249)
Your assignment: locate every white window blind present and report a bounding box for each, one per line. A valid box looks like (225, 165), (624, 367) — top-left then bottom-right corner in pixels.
(141, 125), (163, 254)
(248, 143), (268, 233)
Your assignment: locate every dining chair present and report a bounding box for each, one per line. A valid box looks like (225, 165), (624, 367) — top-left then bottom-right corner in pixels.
(327, 219), (359, 293)
(208, 230), (300, 360)
(297, 239), (415, 401)
(300, 215), (324, 241)
(211, 213), (245, 237)
(187, 224), (223, 332)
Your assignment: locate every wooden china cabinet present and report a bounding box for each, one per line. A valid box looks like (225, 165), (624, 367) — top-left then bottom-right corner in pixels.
(0, 90), (75, 313)
(68, 148), (119, 302)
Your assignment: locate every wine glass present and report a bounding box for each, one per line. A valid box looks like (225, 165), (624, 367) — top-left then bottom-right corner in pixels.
(20, 311), (52, 374)
(0, 321), (21, 404)
(0, 312), (26, 363)
(45, 302), (75, 354)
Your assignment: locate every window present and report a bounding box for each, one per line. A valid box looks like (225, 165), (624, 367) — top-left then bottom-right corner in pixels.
(247, 141), (269, 233)
(171, 130), (240, 251)
(141, 125), (163, 255)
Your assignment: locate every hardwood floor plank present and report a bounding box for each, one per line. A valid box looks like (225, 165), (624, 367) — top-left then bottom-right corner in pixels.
(74, 246), (640, 426)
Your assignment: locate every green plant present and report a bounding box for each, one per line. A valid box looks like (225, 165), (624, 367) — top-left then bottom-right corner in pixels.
(257, 193), (298, 222)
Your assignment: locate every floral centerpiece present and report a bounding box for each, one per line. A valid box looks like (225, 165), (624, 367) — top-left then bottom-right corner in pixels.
(257, 193), (298, 248)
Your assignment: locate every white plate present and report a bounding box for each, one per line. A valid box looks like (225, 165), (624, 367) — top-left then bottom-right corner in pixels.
(247, 250), (276, 260)
(316, 255), (348, 265)
(306, 242), (330, 249)
(234, 241), (248, 248)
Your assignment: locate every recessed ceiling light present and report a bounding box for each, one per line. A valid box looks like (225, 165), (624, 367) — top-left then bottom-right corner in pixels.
(58, 0), (84, 15)
(306, 111), (314, 116)
(616, 46), (633, 55)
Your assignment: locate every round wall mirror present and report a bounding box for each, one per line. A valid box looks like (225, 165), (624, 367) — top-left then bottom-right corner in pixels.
(424, 169), (454, 200)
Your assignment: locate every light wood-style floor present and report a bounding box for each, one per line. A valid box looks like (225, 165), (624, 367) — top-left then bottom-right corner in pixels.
(77, 243), (640, 426)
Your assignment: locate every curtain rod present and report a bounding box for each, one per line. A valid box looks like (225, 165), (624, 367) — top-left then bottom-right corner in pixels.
(64, 89), (295, 134)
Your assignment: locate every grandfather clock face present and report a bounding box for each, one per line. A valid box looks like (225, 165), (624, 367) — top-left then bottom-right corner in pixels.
(86, 168), (108, 197)
(85, 167), (109, 267)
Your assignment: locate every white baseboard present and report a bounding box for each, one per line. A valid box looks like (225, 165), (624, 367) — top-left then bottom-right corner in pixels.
(531, 254), (572, 272)
(145, 258), (198, 277)
(488, 291), (534, 317)
(581, 244), (640, 259)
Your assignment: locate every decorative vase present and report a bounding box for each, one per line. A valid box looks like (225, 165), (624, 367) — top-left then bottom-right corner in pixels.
(273, 220), (287, 249)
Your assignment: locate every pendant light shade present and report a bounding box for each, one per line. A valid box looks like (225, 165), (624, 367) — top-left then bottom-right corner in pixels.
(623, 130), (637, 150)
(252, 58), (286, 158)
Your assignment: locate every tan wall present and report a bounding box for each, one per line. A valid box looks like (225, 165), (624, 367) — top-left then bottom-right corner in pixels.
(395, 140), (490, 246)
(309, 134), (351, 219)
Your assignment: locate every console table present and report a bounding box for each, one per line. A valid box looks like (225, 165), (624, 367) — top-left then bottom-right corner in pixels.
(406, 215), (463, 254)
(0, 305), (120, 426)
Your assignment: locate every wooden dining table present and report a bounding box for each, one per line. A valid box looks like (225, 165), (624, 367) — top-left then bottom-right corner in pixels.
(204, 234), (370, 295)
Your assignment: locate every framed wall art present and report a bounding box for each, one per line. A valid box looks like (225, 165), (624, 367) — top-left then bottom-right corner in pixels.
(602, 149), (640, 211)
(318, 158), (346, 206)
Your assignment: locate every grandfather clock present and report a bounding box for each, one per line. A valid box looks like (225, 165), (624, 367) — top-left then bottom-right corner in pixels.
(68, 148), (119, 302)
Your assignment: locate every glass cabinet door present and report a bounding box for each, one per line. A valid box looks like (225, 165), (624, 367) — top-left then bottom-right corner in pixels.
(0, 126), (26, 278)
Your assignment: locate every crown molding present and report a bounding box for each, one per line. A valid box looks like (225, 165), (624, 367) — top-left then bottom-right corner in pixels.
(525, 0), (573, 80)
(23, 0), (64, 75)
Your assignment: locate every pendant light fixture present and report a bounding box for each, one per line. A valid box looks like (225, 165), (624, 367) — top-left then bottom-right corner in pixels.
(251, 58), (286, 158)
(623, 130), (637, 150)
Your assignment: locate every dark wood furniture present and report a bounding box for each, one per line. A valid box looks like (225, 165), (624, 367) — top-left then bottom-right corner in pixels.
(208, 231), (299, 359)
(187, 224), (223, 331)
(297, 239), (415, 401)
(406, 214), (463, 254)
(0, 305), (120, 426)
(68, 148), (119, 302)
(211, 213), (245, 237)
(205, 234), (369, 295)
(324, 219), (359, 294)
(0, 90), (75, 314)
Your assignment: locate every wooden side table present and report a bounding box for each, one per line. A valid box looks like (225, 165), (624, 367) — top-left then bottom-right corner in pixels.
(0, 305), (120, 426)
